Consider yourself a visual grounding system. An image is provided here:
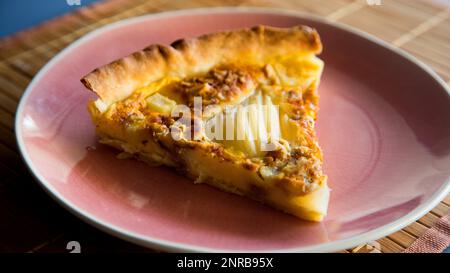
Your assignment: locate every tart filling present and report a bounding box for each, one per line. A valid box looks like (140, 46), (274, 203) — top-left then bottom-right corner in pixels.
(81, 26), (329, 221)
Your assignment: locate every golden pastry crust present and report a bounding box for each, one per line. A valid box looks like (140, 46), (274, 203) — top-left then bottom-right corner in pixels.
(81, 25), (322, 105)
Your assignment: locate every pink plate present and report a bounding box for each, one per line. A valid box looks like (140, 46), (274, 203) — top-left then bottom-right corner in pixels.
(16, 8), (450, 252)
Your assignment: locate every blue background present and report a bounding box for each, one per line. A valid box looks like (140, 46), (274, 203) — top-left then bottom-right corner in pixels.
(0, 0), (101, 37)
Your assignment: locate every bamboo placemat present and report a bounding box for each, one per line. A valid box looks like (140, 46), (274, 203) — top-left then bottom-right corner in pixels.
(0, 0), (449, 253)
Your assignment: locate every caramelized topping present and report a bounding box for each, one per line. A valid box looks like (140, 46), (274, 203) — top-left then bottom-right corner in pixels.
(177, 66), (256, 107)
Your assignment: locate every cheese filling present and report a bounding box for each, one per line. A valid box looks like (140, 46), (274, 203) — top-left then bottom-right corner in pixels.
(91, 57), (326, 203)
(83, 26), (330, 221)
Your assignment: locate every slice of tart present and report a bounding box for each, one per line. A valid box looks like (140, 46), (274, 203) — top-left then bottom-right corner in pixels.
(81, 25), (329, 221)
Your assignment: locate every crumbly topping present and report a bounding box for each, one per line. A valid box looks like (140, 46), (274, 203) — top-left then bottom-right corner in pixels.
(177, 66), (256, 107)
(261, 139), (325, 188)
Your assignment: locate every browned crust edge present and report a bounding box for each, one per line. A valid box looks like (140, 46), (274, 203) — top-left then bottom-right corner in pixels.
(80, 25), (322, 105)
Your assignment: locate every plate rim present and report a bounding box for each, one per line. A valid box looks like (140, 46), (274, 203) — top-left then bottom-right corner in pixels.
(15, 6), (450, 253)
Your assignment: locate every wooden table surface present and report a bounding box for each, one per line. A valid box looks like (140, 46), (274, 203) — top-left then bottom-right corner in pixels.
(0, 0), (449, 253)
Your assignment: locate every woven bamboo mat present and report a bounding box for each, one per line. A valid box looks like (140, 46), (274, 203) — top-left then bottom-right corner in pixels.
(0, 0), (449, 253)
